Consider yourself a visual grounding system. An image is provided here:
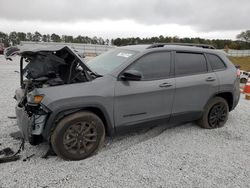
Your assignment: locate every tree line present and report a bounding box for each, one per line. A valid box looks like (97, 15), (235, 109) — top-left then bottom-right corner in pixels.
(0, 30), (249, 49)
(0, 31), (109, 47)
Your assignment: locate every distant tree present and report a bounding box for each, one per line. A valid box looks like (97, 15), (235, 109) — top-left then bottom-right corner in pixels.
(105, 39), (110, 45)
(98, 37), (105, 45)
(135, 37), (141, 44)
(50, 33), (61, 42)
(26, 32), (33, 41)
(172, 36), (180, 43)
(62, 35), (74, 43)
(113, 38), (122, 46)
(73, 35), (83, 43)
(42, 34), (48, 42)
(2, 30), (250, 49)
(91, 36), (98, 44)
(67, 36), (74, 43)
(181, 37), (192, 43)
(17, 32), (26, 43)
(237, 30), (250, 42)
(46, 34), (51, 42)
(85, 36), (92, 43)
(32, 31), (42, 42)
(0, 31), (9, 47)
(41, 34), (51, 42)
(159, 35), (164, 42)
(111, 39), (114, 45)
(9, 31), (18, 45)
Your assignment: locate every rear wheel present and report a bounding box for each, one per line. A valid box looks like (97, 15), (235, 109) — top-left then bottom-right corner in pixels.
(198, 97), (229, 129)
(51, 111), (105, 160)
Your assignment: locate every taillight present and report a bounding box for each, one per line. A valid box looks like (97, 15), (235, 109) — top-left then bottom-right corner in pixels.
(236, 69), (241, 78)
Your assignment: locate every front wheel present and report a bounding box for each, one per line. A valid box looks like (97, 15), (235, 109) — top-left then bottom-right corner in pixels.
(51, 111), (105, 160)
(198, 97), (229, 129)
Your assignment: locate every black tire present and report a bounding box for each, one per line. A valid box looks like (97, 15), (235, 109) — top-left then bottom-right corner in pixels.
(240, 78), (247, 84)
(51, 111), (105, 160)
(198, 97), (229, 129)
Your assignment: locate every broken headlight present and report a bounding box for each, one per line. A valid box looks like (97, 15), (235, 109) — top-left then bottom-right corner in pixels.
(27, 92), (44, 104)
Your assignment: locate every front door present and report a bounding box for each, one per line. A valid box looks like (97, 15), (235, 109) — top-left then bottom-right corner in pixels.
(114, 51), (175, 129)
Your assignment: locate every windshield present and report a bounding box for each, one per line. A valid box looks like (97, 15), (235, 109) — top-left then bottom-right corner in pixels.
(86, 49), (138, 75)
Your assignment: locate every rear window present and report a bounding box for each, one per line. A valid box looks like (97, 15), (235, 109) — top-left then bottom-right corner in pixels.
(207, 54), (226, 71)
(175, 52), (207, 76)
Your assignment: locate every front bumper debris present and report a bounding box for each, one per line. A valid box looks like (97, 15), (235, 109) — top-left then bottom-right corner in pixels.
(16, 106), (32, 141)
(16, 105), (47, 142)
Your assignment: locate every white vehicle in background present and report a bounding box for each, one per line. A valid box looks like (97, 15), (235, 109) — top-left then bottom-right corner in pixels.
(240, 70), (250, 83)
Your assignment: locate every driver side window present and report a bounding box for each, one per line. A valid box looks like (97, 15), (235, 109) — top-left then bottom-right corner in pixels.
(127, 52), (171, 80)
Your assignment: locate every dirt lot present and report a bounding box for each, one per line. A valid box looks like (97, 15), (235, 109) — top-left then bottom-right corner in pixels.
(0, 55), (250, 188)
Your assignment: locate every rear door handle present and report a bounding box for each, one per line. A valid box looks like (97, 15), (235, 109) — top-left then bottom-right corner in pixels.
(206, 77), (216, 82)
(159, 83), (172, 88)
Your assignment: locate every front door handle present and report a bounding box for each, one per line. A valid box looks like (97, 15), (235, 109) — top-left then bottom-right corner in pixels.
(159, 83), (172, 88)
(206, 77), (216, 82)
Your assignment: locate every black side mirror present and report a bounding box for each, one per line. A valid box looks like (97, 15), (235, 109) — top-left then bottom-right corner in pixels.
(120, 70), (142, 81)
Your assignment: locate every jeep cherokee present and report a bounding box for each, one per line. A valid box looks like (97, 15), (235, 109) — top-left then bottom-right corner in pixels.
(7, 44), (240, 160)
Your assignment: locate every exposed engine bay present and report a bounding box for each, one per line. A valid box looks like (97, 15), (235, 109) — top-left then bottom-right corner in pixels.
(18, 46), (95, 90)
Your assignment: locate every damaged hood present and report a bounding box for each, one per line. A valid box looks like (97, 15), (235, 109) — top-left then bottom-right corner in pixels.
(4, 45), (93, 73)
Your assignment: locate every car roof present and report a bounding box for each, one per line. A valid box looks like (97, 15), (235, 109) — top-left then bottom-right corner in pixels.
(118, 44), (152, 52)
(118, 43), (222, 54)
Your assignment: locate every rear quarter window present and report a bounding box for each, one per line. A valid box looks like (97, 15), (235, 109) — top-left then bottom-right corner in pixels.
(175, 52), (207, 76)
(206, 54), (226, 71)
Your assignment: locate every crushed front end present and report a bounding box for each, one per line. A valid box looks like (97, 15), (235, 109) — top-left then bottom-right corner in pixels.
(8, 46), (95, 145)
(15, 87), (49, 145)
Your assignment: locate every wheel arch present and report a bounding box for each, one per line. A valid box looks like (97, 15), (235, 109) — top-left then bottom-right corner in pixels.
(214, 92), (234, 111)
(43, 105), (115, 141)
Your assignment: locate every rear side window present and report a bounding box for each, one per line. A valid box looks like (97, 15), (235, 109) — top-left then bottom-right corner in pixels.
(206, 54), (226, 71)
(175, 52), (207, 76)
(128, 52), (171, 80)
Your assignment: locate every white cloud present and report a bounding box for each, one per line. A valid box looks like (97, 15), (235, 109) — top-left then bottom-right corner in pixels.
(0, 0), (249, 39)
(0, 19), (240, 39)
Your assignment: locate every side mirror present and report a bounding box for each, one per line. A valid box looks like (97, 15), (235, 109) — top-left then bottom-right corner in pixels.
(120, 70), (142, 81)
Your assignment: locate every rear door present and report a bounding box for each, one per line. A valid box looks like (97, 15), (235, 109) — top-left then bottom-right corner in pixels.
(114, 51), (175, 129)
(171, 51), (219, 121)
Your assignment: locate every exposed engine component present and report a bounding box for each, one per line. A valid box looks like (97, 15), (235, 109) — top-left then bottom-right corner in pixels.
(20, 47), (93, 90)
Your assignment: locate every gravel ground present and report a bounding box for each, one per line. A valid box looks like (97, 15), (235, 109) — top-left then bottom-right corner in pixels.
(0, 55), (249, 188)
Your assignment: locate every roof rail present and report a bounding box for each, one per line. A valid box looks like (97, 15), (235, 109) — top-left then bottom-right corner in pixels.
(147, 43), (216, 49)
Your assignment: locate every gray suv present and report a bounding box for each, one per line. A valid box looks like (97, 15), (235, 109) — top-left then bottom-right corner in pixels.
(8, 43), (240, 160)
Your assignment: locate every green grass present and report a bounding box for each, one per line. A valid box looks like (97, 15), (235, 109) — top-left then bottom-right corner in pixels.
(229, 56), (250, 71)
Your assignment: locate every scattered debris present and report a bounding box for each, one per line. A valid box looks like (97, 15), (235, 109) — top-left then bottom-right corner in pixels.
(23, 154), (35, 162)
(0, 147), (14, 156)
(10, 131), (22, 140)
(7, 116), (16, 119)
(0, 138), (24, 164)
(42, 147), (56, 159)
(0, 155), (21, 164)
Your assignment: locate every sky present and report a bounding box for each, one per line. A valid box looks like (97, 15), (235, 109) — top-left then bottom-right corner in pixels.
(0, 0), (249, 40)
